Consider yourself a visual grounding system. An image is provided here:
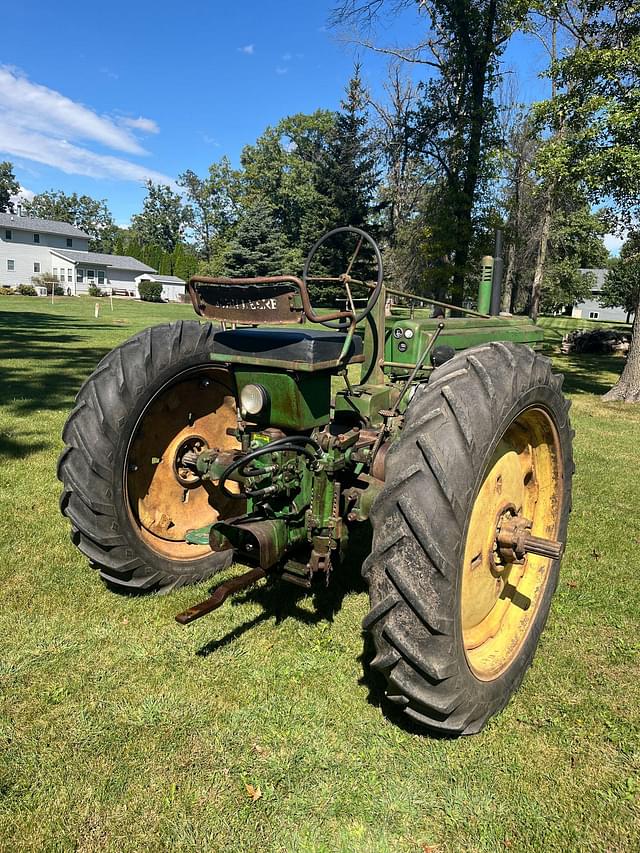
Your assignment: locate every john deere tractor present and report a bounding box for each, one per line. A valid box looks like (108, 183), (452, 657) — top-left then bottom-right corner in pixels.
(58, 227), (573, 735)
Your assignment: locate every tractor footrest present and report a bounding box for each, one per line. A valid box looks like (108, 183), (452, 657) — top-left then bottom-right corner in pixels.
(281, 571), (312, 589)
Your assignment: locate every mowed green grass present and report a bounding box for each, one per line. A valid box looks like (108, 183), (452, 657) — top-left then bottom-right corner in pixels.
(0, 297), (638, 852)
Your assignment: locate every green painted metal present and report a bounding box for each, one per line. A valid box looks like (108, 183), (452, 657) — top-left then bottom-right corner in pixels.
(478, 255), (494, 315)
(383, 315), (543, 374)
(334, 383), (395, 427)
(234, 368), (331, 430)
(359, 285), (388, 385)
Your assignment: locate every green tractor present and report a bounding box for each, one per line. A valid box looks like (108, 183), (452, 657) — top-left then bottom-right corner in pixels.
(58, 227), (573, 735)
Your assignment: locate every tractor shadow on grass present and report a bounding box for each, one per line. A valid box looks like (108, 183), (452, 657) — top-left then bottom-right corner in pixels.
(194, 528), (449, 737)
(195, 525), (372, 658)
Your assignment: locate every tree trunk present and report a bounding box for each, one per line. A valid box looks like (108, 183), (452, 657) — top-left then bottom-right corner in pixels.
(602, 292), (640, 402)
(530, 185), (553, 321)
(502, 241), (516, 312)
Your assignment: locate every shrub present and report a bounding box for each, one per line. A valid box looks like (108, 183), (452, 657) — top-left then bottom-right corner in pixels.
(88, 285), (105, 297)
(138, 280), (164, 302)
(0, 286), (14, 296)
(16, 284), (37, 296)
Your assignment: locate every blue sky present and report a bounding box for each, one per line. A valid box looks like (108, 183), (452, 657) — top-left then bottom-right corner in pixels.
(0, 2), (567, 228)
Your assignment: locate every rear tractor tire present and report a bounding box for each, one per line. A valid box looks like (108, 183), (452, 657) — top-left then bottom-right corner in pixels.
(58, 320), (239, 593)
(364, 342), (573, 735)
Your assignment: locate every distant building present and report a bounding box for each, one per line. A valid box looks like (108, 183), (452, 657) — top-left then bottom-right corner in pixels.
(0, 213), (186, 301)
(572, 268), (632, 323)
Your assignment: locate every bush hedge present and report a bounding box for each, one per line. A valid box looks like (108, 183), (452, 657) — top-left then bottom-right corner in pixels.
(138, 280), (163, 302)
(16, 284), (37, 296)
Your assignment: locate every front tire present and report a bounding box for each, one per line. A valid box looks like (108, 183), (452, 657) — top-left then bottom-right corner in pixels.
(364, 342), (574, 735)
(58, 320), (238, 593)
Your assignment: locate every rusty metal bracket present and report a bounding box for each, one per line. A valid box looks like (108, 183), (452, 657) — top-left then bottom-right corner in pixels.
(175, 567), (267, 625)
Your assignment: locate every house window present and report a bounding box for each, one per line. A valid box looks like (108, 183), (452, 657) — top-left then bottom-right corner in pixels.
(87, 269), (95, 282)
(589, 311), (600, 319)
(7, 259), (15, 271)
(67, 268), (72, 282)
(77, 269), (84, 284)
(4, 229), (11, 240)
(97, 270), (105, 285)
(66, 238), (73, 248)
(34, 262), (41, 273)
(33, 233), (40, 244)
(53, 268), (58, 279)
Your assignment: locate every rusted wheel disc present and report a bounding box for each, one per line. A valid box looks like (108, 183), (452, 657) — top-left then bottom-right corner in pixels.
(126, 367), (239, 560)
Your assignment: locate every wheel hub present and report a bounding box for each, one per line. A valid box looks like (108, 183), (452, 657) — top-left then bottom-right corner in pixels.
(173, 435), (209, 486)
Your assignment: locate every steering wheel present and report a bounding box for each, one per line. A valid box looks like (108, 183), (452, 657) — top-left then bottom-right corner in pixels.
(302, 226), (384, 329)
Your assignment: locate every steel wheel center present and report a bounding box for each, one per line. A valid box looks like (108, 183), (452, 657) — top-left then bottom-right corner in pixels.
(173, 435), (209, 487)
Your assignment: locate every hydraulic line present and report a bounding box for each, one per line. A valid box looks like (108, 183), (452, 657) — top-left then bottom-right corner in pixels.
(218, 435), (322, 499)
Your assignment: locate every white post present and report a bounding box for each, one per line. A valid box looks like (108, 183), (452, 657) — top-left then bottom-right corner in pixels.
(95, 302), (100, 319)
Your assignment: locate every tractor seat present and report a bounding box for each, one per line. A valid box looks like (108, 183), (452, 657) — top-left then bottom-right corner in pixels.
(211, 327), (364, 372)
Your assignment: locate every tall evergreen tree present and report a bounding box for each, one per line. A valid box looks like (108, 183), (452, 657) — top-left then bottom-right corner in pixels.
(225, 203), (294, 278)
(318, 66), (377, 229)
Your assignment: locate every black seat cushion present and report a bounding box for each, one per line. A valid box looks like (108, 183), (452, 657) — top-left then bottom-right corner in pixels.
(212, 328), (363, 369)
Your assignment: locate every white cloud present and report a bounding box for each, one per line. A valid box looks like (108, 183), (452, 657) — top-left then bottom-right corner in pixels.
(0, 66), (173, 186)
(275, 67), (288, 75)
(17, 186), (34, 201)
(1, 123), (175, 186)
(282, 52), (292, 61)
(122, 116), (160, 134)
(238, 44), (255, 55)
(0, 66), (146, 154)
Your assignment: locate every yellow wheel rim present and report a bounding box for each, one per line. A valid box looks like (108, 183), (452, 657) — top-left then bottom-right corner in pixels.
(125, 367), (239, 560)
(461, 407), (563, 681)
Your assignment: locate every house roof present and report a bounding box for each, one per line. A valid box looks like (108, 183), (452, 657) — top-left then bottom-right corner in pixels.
(578, 268), (608, 291)
(137, 274), (186, 284)
(0, 212), (90, 239)
(51, 249), (155, 272)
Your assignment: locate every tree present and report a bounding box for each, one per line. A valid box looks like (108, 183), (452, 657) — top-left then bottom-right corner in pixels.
(25, 190), (118, 252)
(0, 162), (19, 213)
(172, 242), (200, 282)
(539, 200), (608, 313)
(333, 1), (529, 302)
(130, 182), (188, 253)
(241, 110), (338, 252)
(536, 1), (640, 401)
(225, 203), (296, 278)
(178, 158), (240, 261)
(318, 65), (378, 229)
(601, 233), (640, 325)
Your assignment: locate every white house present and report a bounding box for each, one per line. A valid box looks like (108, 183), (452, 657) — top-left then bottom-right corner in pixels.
(571, 268), (633, 324)
(0, 213), (186, 301)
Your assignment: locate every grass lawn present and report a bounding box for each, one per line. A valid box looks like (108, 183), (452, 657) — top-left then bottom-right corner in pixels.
(0, 297), (638, 852)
